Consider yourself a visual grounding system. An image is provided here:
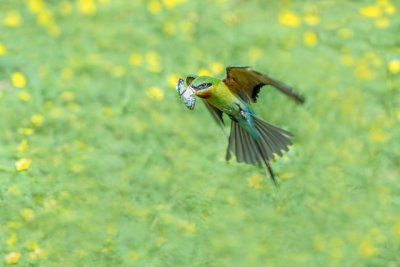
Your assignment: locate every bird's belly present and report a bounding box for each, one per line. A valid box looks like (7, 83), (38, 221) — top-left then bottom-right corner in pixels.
(206, 83), (242, 115)
(207, 96), (239, 116)
(219, 105), (238, 115)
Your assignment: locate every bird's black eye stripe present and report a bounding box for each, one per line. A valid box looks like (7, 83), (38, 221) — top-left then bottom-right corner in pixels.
(193, 83), (212, 90)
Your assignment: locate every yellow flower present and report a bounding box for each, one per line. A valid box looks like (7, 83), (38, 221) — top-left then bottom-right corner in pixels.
(341, 54), (354, 66)
(59, 1), (73, 16)
(282, 154), (290, 162)
(303, 31), (318, 47)
(68, 103), (81, 113)
(393, 221), (400, 237)
(47, 25), (61, 38)
(359, 239), (378, 257)
(11, 72), (27, 88)
(247, 175), (262, 189)
(278, 11), (301, 27)
(368, 127), (387, 143)
(181, 21), (194, 38)
(129, 250), (140, 262)
(161, 212), (173, 224)
(18, 139), (29, 153)
(374, 17), (389, 28)
(133, 121), (148, 134)
(329, 238), (343, 263)
(313, 235), (325, 252)
(209, 62), (224, 75)
(4, 252), (21, 265)
(364, 52), (382, 67)
(27, 241), (39, 251)
(304, 14), (320, 26)
(337, 28), (353, 40)
(98, 0), (110, 5)
(102, 106), (113, 118)
(112, 66), (126, 77)
(388, 59), (400, 74)
(7, 233), (17, 247)
(383, 3), (396, 15)
(167, 73), (179, 89)
(368, 227), (386, 243)
(16, 159), (32, 171)
(3, 11), (22, 28)
(20, 208), (35, 221)
(359, 5), (381, 18)
(179, 220), (197, 236)
(19, 91), (31, 102)
(197, 69), (211, 76)
(78, 0), (97, 15)
(376, 0), (387, 5)
(223, 13), (239, 26)
(18, 128), (34, 136)
(146, 52), (162, 73)
(148, 0), (162, 14)
(355, 64), (374, 81)
(60, 67), (74, 81)
(30, 248), (46, 260)
(31, 114), (45, 127)
(6, 221), (23, 230)
(248, 47), (262, 65)
(147, 86), (164, 101)
(73, 248), (87, 258)
(129, 53), (142, 67)
(43, 198), (58, 211)
(0, 42), (7, 56)
(37, 9), (55, 27)
(27, 0), (44, 14)
(7, 186), (21, 196)
(162, 0), (186, 9)
(163, 22), (175, 35)
(61, 91), (75, 102)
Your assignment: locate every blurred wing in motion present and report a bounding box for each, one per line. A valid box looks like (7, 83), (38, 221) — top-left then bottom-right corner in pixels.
(202, 100), (224, 128)
(223, 66), (305, 104)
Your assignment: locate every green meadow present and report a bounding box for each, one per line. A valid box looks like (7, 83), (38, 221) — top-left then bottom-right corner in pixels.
(1, 0), (399, 266)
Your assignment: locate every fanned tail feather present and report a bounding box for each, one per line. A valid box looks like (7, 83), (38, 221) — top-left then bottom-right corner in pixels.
(226, 116), (293, 183)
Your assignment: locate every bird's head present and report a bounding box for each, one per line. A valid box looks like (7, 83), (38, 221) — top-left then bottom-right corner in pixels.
(188, 76), (220, 90)
(186, 75), (220, 99)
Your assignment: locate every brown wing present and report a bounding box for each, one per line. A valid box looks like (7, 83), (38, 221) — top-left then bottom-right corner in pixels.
(224, 66), (305, 104)
(202, 100), (224, 128)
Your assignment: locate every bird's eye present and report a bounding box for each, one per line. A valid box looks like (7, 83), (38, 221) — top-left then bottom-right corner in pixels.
(198, 83), (211, 89)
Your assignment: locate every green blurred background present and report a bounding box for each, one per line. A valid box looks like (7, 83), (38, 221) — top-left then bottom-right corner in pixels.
(1, 0), (399, 266)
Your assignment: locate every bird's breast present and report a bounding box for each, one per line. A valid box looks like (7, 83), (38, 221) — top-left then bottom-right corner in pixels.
(206, 83), (241, 115)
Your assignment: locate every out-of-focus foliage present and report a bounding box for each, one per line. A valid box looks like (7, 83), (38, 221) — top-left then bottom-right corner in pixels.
(0, 0), (399, 266)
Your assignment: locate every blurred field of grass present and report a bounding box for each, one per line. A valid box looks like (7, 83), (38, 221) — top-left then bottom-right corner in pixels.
(0, 0), (400, 266)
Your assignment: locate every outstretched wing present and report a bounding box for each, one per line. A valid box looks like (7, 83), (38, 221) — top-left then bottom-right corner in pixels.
(224, 66), (305, 104)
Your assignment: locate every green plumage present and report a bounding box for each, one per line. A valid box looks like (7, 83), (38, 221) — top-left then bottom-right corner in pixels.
(177, 66), (304, 183)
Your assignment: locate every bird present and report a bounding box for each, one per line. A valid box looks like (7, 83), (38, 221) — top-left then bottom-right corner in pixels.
(177, 66), (304, 184)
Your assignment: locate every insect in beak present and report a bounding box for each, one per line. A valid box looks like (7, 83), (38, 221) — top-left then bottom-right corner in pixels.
(176, 78), (196, 110)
